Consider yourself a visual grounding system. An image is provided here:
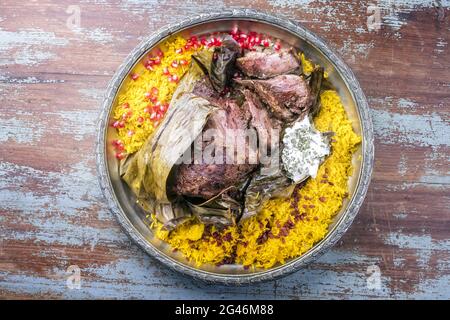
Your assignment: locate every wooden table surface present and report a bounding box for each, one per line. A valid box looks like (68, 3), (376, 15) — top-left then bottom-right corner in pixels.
(0, 0), (449, 300)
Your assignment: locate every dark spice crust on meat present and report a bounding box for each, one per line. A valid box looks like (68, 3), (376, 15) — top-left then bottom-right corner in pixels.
(235, 74), (313, 122)
(236, 47), (302, 79)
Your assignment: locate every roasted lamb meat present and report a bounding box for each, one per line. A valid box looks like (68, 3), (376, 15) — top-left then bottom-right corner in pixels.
(236, 74), (313, 122)
(170, 98), (257, 199)
(236, 48), (301, 79)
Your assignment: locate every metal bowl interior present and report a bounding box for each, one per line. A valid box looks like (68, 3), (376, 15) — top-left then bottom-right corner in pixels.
(96, 10), (374, 284)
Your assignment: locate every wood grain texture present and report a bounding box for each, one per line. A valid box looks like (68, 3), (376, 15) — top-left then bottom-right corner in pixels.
(0, 0), (449, 299)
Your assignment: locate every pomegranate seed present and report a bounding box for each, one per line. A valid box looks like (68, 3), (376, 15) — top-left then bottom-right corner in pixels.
(274, 42), (281, 50)
(115, 152), (126, 160)
(262, 39), (270, 47)
(190, 36), (198, 43)
(150, 96), (158, 103)
(254, 36), (261, 45)
(130, 73), (139, 81)
(152, 120), (160, 127)
(200, 38), (207, 45)
(239, 33), (247, 39)
(151, 87), (159, 96)
(144, 58), (153, 65)
(171, 74), (179, 82)
(112, 121), (120, 128)
(137, 116), (144, 123)
(239, 39), (249, 49)
(155, 112), (162, 120)
(145, 64), (154, 71)
(171, 61), (179, 68)
(159, 104), (166, 112)
(179, 59), (188, 66)
(144, 92), (152, 99)
(122, 102), (130, 109)
(116, 143), (124, 151)
(175, 48), (183, 54)
(150, 111), (158, 120)
(153, 57), (161, 65)
(156, 49), (164, 57)
(143, 106), (150, 114)
(127, 130), (134, 137)
(122, 111), (132, 120)
(118, 121), (125, 128)
(184, 44), (191, 50)
(162, 67), (170, 75)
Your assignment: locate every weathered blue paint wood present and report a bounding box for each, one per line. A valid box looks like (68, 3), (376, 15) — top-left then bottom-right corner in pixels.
(0, 0), (449, 299)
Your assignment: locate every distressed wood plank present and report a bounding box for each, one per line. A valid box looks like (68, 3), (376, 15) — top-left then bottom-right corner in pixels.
(0, 0), (449, 299)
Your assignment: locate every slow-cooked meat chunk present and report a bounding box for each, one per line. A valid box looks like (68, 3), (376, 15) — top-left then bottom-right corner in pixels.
(170, 99), (257, 199)
(171, 161), (255, 199)
(236, 48), (301, 79)
(242, 89), (281, 156)
(236, 74), (313, 122)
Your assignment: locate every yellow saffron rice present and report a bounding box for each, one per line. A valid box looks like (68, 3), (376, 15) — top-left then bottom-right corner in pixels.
(113, 36), (199, 154)
(113, 36), (361, 269)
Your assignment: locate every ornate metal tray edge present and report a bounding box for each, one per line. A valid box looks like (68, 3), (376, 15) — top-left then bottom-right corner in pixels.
(95, 8), (374, 285)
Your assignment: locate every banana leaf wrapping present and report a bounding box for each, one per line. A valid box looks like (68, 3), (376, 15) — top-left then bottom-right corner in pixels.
(242, 166), (294, 220)
(186, 171), (254, 225)
(120, 92), (217, 229)
(308, 67), (325, 117)
(186, 186), (240, 226)
(192, 35), (240, 92)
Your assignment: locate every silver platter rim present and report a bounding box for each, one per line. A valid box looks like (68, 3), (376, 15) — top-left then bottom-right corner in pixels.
(96, 8), (374, 285)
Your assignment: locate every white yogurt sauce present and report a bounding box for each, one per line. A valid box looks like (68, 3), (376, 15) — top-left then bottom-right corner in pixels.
(282, 116), (330, 183)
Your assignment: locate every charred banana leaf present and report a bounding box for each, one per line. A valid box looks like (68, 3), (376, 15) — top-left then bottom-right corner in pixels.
(186, 186), (242, 226)
(308, 66), (324, 117)
(154, 198), (192, 230)
(210, 36), (240, 92)
(191, 50), (214, 79)
(241, 164), (293, 221)
(192, 36), (241, 92)
(187, 203), (235, 226)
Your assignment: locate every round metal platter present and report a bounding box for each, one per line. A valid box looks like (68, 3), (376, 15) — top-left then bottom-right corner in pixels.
(96, 9), (374, 284)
